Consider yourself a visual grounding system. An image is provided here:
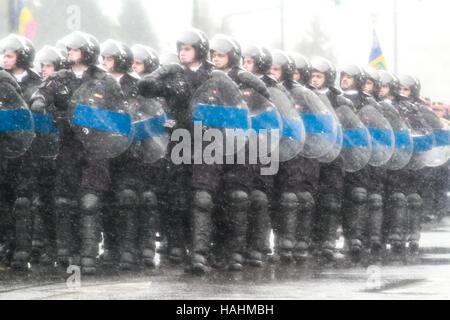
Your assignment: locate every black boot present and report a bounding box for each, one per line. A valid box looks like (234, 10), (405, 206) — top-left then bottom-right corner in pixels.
(368, 194), (384, 263)
(11, 198), (32, 271)
(80, 194), (101, 275)
(348, 188), (367, 263)
(317, 194), (343, 263)
(247, 190), (271, 268)
(117, 190), (138, 271)
(139, 190), (158, 268)
(388, 193), (407, 258)
(189, 191), (214, 275)
(54, 197), (77, 268)
(295, 192), (315, 263)
(407, 193), (423, 256)
(167, 193), (188, 264)
(276, 192), (298, 264)
(226, 190), (249, 272)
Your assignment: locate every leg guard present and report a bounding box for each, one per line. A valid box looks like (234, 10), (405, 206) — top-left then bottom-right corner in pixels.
(247, 190), (271, 267)
(30, 197), (44, 264)
(11, 197), (32, 270)
(80, 194), (101, 275)
(368, 193), (384, 259)
(346, 188), (367, 261)
(388, 192), (407, 254)
(190, 190), (214, 274)
(117, 189), (138, 270)
(276, 192), (298, 263)
(294, 192), (315, 261)
(225, 190), (249, 271)
(407, 193), (423, 254)
(317, 194), (342, 261)
(139, 190), (158, 267)
(167, 192), (188, 264)
(54, 197), (77, 268)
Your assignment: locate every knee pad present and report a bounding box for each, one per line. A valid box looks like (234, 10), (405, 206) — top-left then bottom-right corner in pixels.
(390, 192), (407, 207)
(228, 190), (249, 210)
(280, 192), (298, 210)
(296, 192), (315, 211)
(321, 194), (341, 214)
(80, 194), (101, 215)
(368, 194), (383, 210)
(407, 193), (422, 209)
(141, 190), (157, 208)
(192, 191), (213, 212)
(350, 188), (367, 204)
(250, 190), (269, 210)
(118, 189), (138, 207)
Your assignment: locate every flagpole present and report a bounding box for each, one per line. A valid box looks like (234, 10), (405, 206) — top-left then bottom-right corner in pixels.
(393, 0), (399, 74)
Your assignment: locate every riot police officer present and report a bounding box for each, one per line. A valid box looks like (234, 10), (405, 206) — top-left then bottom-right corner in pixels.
(270, 50), (321, 263)
(210, 34), (275, 271)
(340, 64), (386, 262)
(242, 45), (280, 267)
(30, 31), (125, 275)
(131, 44), (160, 77)
(35, 46), (66, 79)
(309, 57), (348, 263)
(1, 34), (45, 270)
(139, 28), (218, 275)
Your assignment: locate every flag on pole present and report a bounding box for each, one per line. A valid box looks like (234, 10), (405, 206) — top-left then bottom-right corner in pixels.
(10, 0), (37, 39)
(368, 30), (388, 70)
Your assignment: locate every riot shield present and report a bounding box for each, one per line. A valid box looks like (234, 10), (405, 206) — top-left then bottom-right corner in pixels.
(30, 112), (60, 158)
(241, 87), (282, 162)
(268, 86), (305, 162)
(336, 104), (372, 172)
(0, 82), (35, 159)
(378, 102), (413, 170)
(402, 104), (435, 170)
(289, 85), (339, 159)
(128, 96), (169, 163)
(69, 79), (133, 160)
(419, 106), (449, 167)
(358, 105), (395, 167)
(190, 71), (250, 158)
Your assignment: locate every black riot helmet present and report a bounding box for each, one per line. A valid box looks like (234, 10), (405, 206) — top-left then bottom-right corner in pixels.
(131, 44), (160, 74)
(363, 66), (381, 95)
(35, 45), (65, 72)
(290, 52), (311, 85)
(310, 57), (336, 88)
(378, 70), (400, 97)
(101, 39), (134, 73)
(55, 37), (70, 69)
(243, 45), (272, 75)
(271, 49), (296, 81)
(340, 64), (367, 90)
(1, 34), (35, 69)
(176, 28), (209, 61)
(210, 34), (241, 68)
(64, 31), (100, 66)
(399, 74), (421, 100)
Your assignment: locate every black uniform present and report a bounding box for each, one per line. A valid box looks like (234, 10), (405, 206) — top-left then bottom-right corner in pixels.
(275, 79), (321, 262)
(31, 65), (124, 273)
(384, 98), (424, 255)
(341, 90), (387, 260)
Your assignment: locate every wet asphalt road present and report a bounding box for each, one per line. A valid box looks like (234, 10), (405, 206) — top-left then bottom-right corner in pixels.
(1, 218), (450, 300)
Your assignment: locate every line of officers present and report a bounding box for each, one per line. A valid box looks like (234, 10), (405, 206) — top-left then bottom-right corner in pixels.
(0, 28), (447, 276)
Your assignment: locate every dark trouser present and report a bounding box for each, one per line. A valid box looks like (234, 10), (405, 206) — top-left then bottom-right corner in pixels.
(314, 159), (345, 253)
(53, 138), (110, 272)
(273, 156), (320, 261)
